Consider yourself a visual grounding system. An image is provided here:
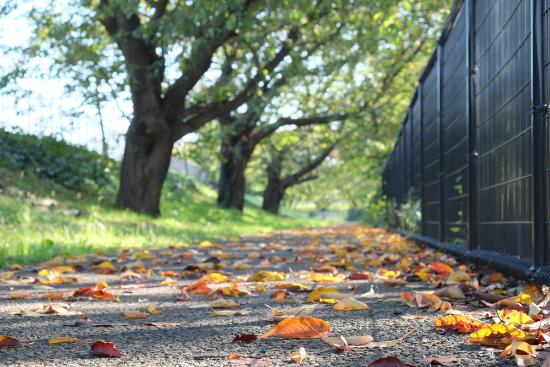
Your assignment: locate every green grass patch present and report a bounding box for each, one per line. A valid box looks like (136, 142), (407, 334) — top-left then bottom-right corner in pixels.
(0, 163), (333, 267)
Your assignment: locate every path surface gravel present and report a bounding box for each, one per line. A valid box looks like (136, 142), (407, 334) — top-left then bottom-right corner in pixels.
(0, 225), (526, 366)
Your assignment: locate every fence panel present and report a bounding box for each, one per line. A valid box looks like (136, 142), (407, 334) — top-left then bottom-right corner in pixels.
(543, 0), (550, 265)
(421, 61), (441, 239)
(412, 93), (422, 198)
(474, 0), (533, 260)
(441, 6), (468, 243)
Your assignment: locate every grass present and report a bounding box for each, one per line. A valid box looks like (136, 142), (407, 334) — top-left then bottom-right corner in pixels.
(0, 163), (335, 267)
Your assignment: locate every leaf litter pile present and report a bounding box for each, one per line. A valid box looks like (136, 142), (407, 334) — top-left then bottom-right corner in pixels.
(1, 225), (550, 366)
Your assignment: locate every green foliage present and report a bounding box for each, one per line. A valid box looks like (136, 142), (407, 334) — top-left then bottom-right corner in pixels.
(0, 129), (113, 192)
(395, 193), (422, 233)
(0, 159), (330, 267)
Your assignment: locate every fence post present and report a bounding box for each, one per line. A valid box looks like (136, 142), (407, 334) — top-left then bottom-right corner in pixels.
(437, 45), (445, 242)
(531, 0), (546, 267)
(465, 0), (477, 251)
(419, 84), (425, 236)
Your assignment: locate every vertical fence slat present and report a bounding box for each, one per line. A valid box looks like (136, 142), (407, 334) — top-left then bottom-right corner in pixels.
(532, 0), (547, 267)
(419, 84), (425, 235)
(466, 0), (477, 250)
(437, 45), (445, 242)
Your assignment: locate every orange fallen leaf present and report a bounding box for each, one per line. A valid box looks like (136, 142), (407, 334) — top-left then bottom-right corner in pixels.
(260, 317), (331, 339)
(90, 340), (122, 358)
(429, 262), (453, 275)
(41, 293), (64, 300)
(8, 292), (33, 300)
(435, 314), (486, 333)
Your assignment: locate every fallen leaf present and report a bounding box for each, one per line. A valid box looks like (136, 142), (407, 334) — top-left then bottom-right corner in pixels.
(322, 335), (373, 351)
(199, 272), (229, 284)
(308, 287), (339, 304)
(146, 305), (161, 315)
(8, 292), (33, 299)
(497, 309), (533, 325)
(209, 298), (240, 308)
(260, 317), (330, 339)
(48, 337), (80, 344)
(502, 341), (537, 366)
(90, 340), (122, 358)
(211, 309), (251, 316)
(435, 314), (486, 333)
(468, 324), (537, 347)
(434, 286), (465, 299)
(0, 335), (20, 348)
(496, 293), (533, 307)
(425, 356), (459, 365)
(122, 311), (149, 319)
(232, 334), (258, 343)
(367, 356), (416, 367)
(333, 298), (369, 311)
(304, 273), (344, 282)
(290, 347), (307, 363)
(247, 271), (285, 282)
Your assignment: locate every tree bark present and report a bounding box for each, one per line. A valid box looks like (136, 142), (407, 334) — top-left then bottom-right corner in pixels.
(262, 157), (285, 214)
(116, 115), (173, 216)
(217, 139), (252, 211)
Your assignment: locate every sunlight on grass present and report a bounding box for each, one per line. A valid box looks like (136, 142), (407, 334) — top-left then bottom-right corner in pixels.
(0, 165), (336, 267)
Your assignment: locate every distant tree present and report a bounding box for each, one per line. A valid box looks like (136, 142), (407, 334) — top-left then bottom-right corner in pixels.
(262, 139), (336, 214)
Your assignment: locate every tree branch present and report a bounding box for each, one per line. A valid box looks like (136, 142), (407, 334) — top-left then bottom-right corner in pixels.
(282, 142), (337, 188)
(250, 112), (348, 146)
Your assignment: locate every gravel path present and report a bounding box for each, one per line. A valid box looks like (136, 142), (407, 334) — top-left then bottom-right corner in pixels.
(0, 225), (526, 366)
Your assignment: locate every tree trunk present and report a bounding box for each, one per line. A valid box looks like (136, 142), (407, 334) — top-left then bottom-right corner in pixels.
(116, 121), (173, 216)
(262, 156), (285, 214)
(217, 140), (251, 211)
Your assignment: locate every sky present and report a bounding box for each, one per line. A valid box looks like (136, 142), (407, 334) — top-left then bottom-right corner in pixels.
(1, 1), (133, 158)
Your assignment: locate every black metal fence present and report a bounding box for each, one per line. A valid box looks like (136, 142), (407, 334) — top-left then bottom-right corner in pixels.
(381, 0), (550, 279)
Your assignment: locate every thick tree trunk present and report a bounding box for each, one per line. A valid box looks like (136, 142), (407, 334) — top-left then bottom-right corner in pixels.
(116, 120), (173, 216)
(217, 140), (251, 211)
(262, 156), (285, 214)
(262, 181), (285, 214)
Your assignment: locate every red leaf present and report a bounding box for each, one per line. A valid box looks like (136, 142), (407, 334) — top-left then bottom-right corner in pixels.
(348, 273), (372, 280)
(232, 334), (258, 343)
(90, 341), (122, 358)
(0, 336), (21, 348)
(367, 356), (416, 367)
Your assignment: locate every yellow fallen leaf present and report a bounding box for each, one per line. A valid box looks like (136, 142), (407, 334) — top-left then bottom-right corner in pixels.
(496, 293), (533, 306)
(146, 305), (161, 315)
(260, 317), (331, 339)
(161, 277), (177, 286)
(48, 337), (80, 344)
(199, 241), (214, 248)
(122, 311), (149, 319)
(209, 298), (240, 308)
(497, 309), (533, 325)
(333, 298), (369, 311)
(469, 324), (536, 347)
(502, 341), (537, 366)
(308, 287), (339, 304)
(304, 273), (343, 282)
(247, 271), (285, 282)
(448, 271), (471, 283)
(199, 272), (229, 284)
